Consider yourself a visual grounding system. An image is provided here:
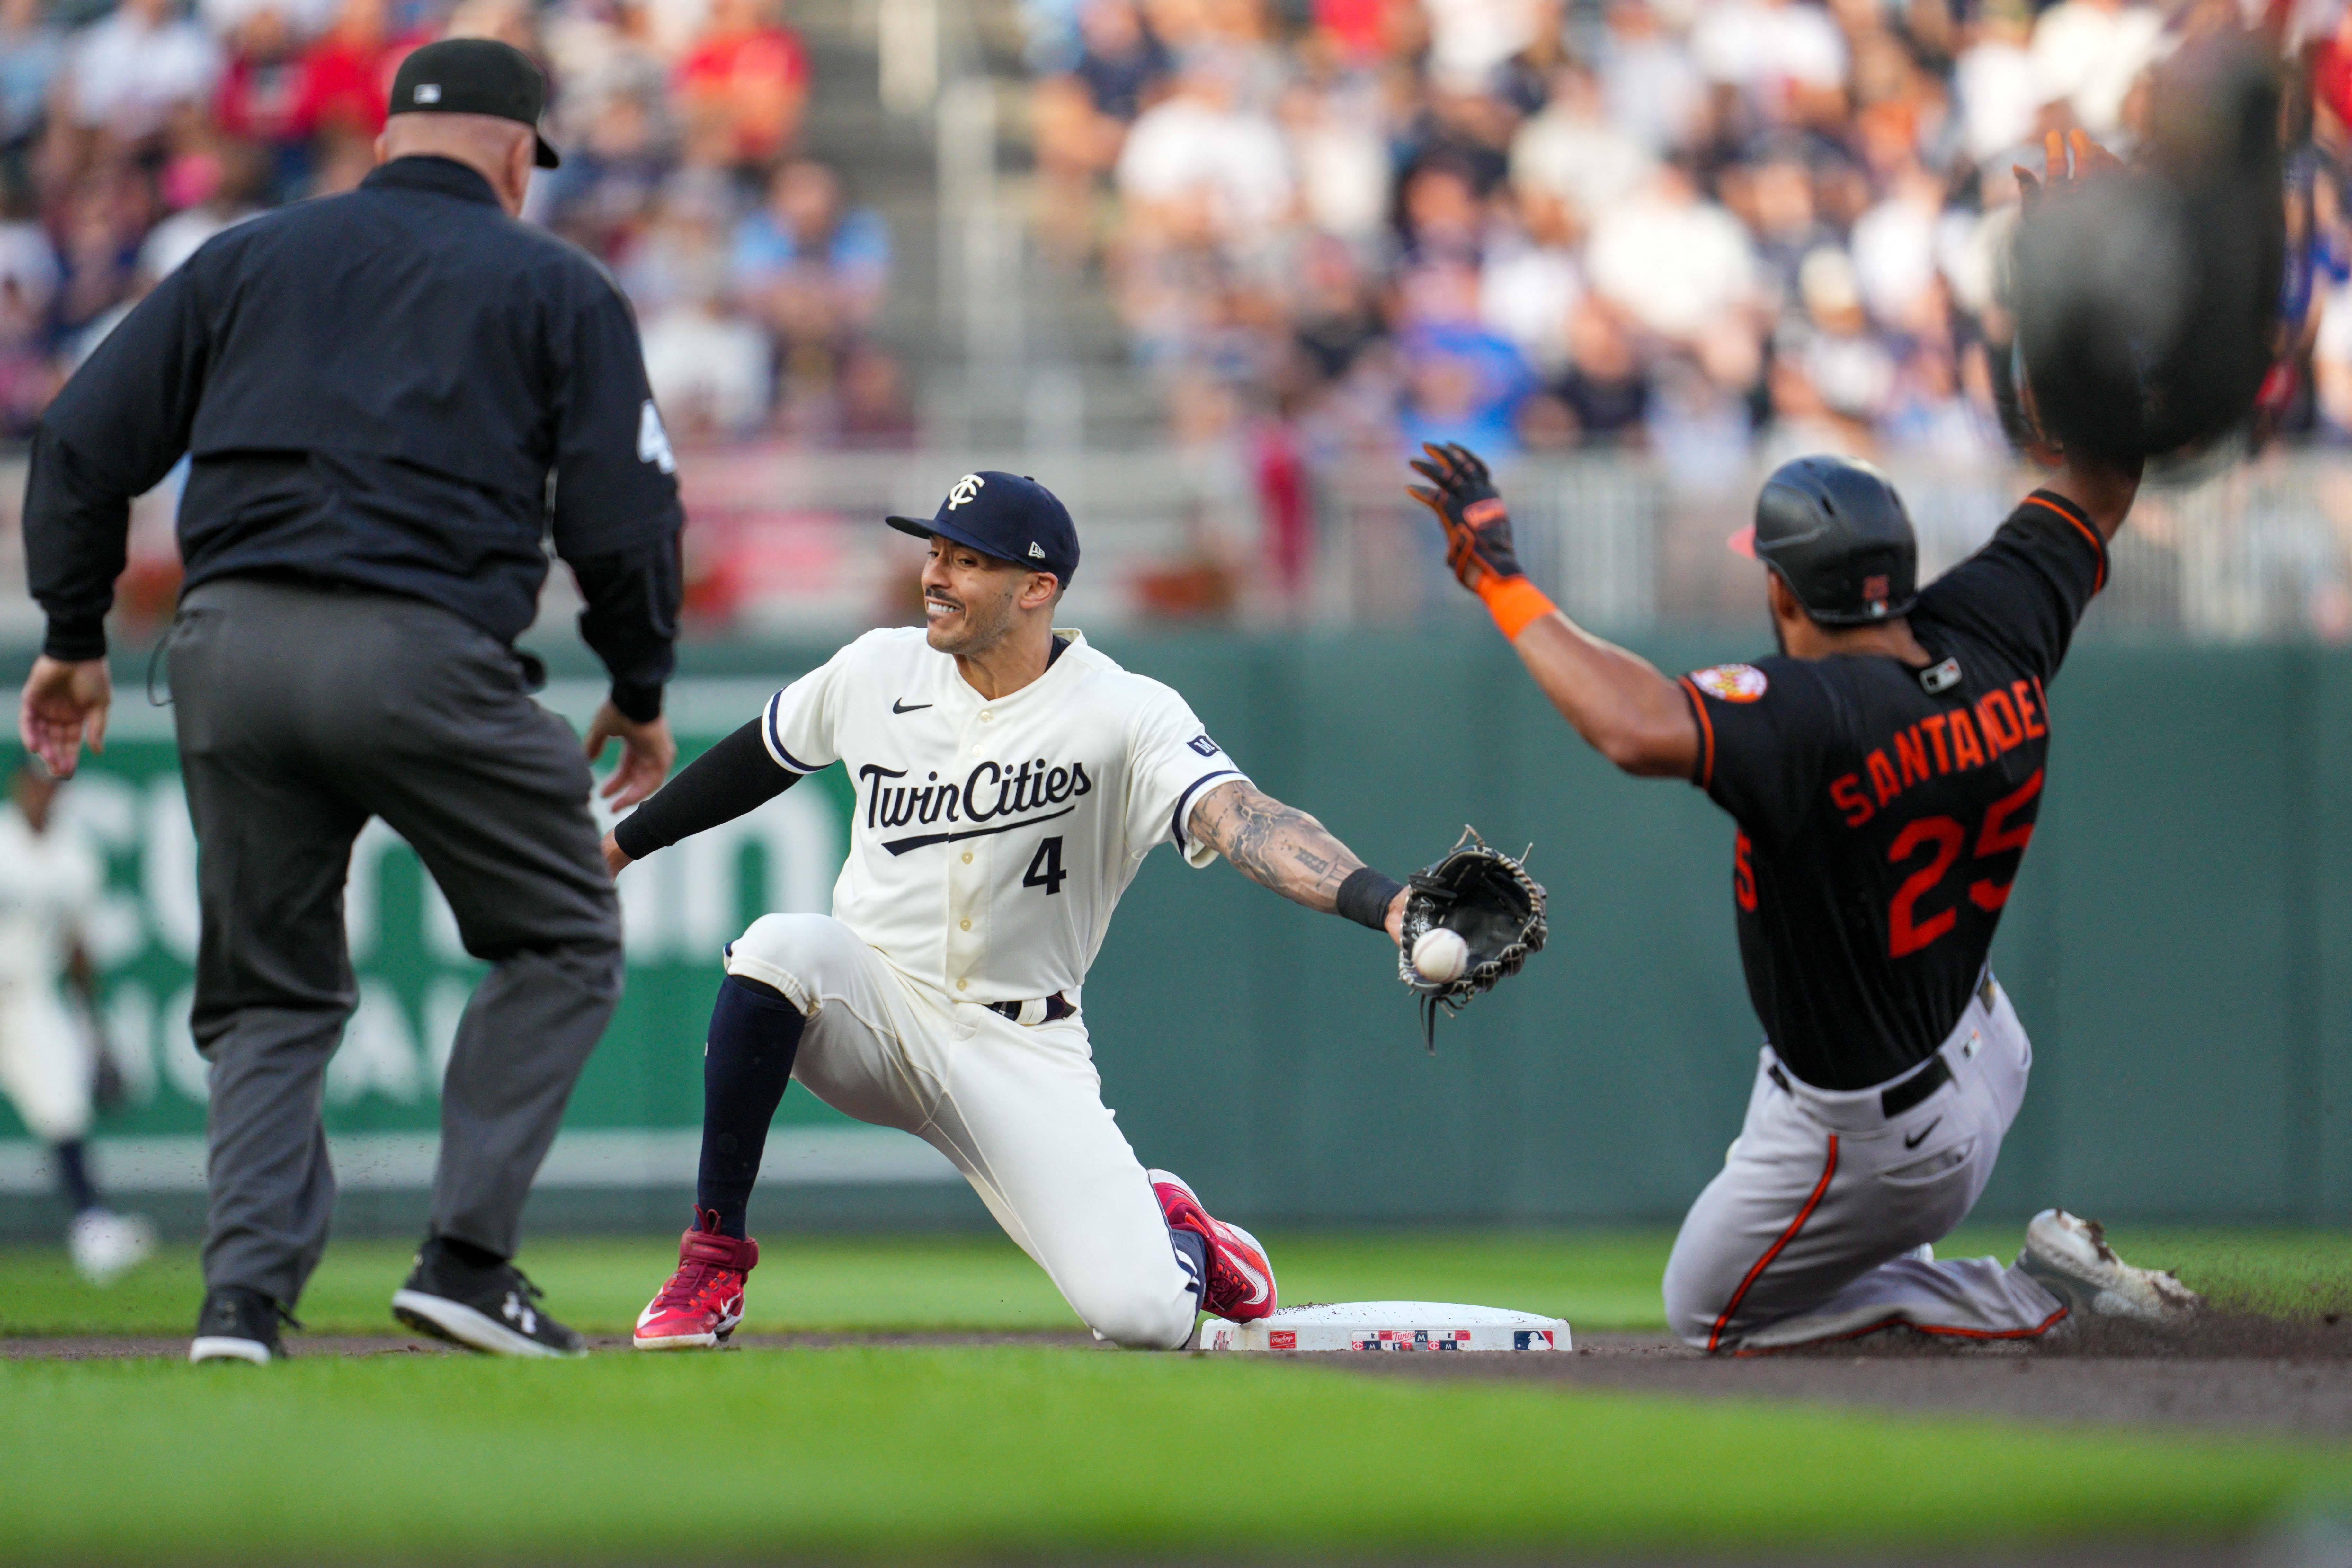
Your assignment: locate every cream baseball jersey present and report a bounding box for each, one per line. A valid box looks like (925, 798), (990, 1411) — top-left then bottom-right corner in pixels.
(757, 628), (1247, 1003)
(0, 805), (101, 989)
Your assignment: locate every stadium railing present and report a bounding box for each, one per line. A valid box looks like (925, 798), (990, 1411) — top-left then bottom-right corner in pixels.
(2, 446), (2346, 644)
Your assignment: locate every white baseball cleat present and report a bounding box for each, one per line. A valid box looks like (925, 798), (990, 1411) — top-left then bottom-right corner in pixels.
(2017, 1209), (2201, 1324)
(69, 1209), (156, 1286)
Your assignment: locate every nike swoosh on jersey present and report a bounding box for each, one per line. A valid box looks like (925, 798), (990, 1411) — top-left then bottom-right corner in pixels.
(881, 804), (1077, 856)
(891, 699), (932, 714)
(1902, 1117), (1942, 1151)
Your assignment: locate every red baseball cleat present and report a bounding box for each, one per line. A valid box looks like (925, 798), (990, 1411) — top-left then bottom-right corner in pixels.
(633, 1210), (759, 1350)
(1148, 1168), (1277, 1322)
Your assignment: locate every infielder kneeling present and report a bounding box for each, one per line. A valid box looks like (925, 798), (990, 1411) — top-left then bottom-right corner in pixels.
(607, 473), (1419, 1349)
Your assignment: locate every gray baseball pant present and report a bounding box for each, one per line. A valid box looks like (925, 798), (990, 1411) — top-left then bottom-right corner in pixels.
(169, 577), (624, 1310)
(1662, 974), (2065, 1351)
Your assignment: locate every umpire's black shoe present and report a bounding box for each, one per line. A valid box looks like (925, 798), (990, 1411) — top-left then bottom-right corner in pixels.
(189, 1285), (288, 1365)
(392, 1239), (585, 1358)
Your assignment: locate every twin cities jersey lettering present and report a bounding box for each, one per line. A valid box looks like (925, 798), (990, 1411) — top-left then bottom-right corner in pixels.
(1679, 491), (2109, 1090)
(757, 628), (1246, 1003)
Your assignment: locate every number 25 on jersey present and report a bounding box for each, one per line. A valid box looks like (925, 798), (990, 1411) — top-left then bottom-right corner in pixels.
(1885, 769), (2042, 958)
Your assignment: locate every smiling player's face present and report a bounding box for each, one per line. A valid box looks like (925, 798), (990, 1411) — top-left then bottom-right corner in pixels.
(921, 537), (1041, 655)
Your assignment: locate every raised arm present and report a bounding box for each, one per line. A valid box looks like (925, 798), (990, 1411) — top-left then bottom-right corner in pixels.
(1408, 442), (1698, 779)
(2009, 131), (2145, 543)
(1187, 780), (1407, 941)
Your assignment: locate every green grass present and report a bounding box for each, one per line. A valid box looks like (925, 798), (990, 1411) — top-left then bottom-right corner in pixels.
(0, 1228), (1680, 1338)
(5, 1227), (2348, 1562)
(4, 1222), (2342, 1338)
(2, 1347), (2341, 1563)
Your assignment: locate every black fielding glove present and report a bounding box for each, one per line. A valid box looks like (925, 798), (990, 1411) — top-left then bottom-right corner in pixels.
(1396, 828), (1548, 1053)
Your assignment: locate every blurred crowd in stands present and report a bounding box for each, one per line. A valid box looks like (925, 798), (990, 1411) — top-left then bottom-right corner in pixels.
(3, 0), (2348, 475)
(0, 0), (912, 446)
(1027, 0), (2348, 468)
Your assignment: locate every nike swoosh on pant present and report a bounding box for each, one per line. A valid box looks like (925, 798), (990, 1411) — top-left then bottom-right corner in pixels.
(1903, 1117), (1942, 1151)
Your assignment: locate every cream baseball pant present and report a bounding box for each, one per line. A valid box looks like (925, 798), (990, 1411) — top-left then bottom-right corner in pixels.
(0, 980), (93, 1146)
(726, 914), (1201, 1350)
(1662, 973), (2068, 1352)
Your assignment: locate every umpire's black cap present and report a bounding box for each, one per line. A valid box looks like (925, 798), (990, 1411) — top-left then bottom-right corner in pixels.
(1729, 455), (1919, 625)
(888, 472), (1080, 587)
(389, 39), (562, 168)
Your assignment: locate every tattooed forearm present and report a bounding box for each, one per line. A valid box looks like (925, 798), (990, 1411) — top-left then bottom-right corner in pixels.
(1189, 781), (1363, 912)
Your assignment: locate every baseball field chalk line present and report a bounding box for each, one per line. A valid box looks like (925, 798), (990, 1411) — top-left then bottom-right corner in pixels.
(1193, 1301), (1572, 1353)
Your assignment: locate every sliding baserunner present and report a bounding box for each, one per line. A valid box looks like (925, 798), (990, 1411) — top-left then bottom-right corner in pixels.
(608, 471), (1431, 1349)
(1407, 421), (2202, 1350)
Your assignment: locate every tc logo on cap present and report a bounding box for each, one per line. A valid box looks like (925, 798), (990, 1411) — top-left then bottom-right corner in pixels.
(948, 474), (985, 509)
(414, 83), (441, 102)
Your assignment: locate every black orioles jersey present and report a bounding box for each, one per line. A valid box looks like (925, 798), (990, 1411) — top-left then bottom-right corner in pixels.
(1679, 490), (2109, 1091)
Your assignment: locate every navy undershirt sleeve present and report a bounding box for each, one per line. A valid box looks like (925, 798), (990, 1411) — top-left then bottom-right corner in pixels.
(611, 718), (798, 860)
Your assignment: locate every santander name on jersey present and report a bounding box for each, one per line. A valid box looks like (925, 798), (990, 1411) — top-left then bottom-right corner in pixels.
(757, 628), (1246, 1005)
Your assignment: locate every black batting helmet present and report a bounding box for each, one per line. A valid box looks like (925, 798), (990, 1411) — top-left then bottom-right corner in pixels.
(1729, 455), (1919, 626)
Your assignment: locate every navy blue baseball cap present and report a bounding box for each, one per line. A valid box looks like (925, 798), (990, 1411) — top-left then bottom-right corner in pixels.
(887, 472), (1079, 587)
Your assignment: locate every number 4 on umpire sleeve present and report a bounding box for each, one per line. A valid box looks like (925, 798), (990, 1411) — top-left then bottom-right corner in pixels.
(1023, 836), (1069, 895)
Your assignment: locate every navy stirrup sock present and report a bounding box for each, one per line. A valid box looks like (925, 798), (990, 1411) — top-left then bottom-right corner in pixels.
(697, 976), (807, 1239)
(1168, 1227), (1208, 1306)
(53, 1138), (97, 1215)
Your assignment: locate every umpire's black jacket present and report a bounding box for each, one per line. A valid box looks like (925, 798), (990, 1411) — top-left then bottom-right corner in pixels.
(23, 155), (684, 720)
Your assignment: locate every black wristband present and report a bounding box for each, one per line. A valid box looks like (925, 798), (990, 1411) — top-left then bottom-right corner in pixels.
(1335, 867), (1406, 931)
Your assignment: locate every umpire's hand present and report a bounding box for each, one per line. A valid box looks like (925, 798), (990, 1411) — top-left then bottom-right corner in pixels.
(18, 655), (111, 780)
(585, 701), (675, 812)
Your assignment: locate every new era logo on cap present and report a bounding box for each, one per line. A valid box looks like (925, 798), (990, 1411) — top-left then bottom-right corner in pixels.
(414, 83), (441, 102)
(1028, 542), (1045, 559)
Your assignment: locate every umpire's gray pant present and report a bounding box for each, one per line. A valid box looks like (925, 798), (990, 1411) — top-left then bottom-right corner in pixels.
(170, 577), (624, 1309)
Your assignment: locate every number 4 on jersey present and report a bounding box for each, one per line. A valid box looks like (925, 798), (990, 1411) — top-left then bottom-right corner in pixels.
(1023, 836), (1069, 895)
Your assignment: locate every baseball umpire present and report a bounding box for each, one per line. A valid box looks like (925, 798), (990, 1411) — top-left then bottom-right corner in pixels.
(1408, 141), (2212, 1353)
(16, 39), (683, 1363)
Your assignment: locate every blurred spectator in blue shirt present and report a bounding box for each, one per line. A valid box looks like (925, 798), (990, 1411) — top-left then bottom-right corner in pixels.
(1398, 281), (1538, 456)
(0, 0), (67, 155)
(730, 158), (889, 339)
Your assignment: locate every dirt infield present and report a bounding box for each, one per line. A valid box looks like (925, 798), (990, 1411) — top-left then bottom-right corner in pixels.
(10, 1314), (2351, 1442)
(1344, 1316), (2352, 1439)
(0, 1330), (1103, 1359)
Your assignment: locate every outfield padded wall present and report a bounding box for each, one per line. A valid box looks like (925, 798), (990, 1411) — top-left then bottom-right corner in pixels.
(0, 636), (2341, 1230)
